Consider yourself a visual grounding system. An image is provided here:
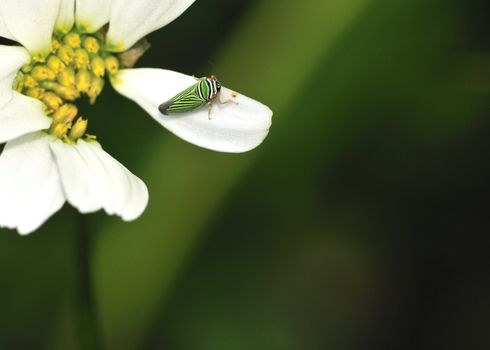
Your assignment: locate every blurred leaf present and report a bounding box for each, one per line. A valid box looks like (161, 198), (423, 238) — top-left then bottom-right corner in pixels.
(0, 208), (77, 348)
(90, 0), (371, 349)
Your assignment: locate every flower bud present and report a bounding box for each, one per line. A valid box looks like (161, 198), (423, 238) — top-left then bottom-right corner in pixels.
(63, 32), (81, 48)
(88, 77), (104, 104)
(24, 87), (45, 99)
(13, 72), (24, 92)
(47, 55), (66, 74)
(31, 65), (56, 81)
(57, 67), (76, 87)
(21, 64), (33, 74)
(56, 85), (80, 100)
(69, 118), (88, 141)
(57, 45), (74, 65)
(90, 56), (106, 77)
(83, 37), (100, 54)
(52, 104), (78, 125)
(75, 69), (92, 93)
(50, 123), (70, 138)
(41, 81), (79, 100)
(105, 56), (120, 75)
(32, 52), (47, 63)
(23, 74), (38, 89)
(51, 38), (61, 52)
(74, 48), (90, 69)
(42, 92), (63, 110)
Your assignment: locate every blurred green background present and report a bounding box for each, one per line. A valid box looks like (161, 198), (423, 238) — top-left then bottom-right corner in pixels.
(1, 0), (490, 349)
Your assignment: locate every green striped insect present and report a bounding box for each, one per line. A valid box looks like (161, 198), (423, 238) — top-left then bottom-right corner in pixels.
(159, 76), (222, 115)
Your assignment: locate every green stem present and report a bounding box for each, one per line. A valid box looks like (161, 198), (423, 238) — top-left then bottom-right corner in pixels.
(74, 213), (101, 350)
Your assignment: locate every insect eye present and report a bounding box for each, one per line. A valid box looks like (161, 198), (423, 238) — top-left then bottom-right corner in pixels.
(216, 81), (222, 91)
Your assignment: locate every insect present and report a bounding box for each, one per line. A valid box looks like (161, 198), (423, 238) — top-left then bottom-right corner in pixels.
(159, 76), (223, 116)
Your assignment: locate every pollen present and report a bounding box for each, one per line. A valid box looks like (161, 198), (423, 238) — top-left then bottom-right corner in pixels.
(15, 29), (122, 143)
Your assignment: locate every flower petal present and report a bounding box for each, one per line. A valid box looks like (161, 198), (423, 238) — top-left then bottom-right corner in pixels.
(56, 0), (75, 34)
(0, 11), (15, 41)
(73, 140), (148, 221)
(75, 0), (111, 33)
(0, 92), (51, 143)
(106, 0), (196, 52)
(112, 68), (273, 153)
(0, 45), (30, 109)
(0, 132), (65, 235)
(49, 139), (101, 213)
(0, 0), (61, 56)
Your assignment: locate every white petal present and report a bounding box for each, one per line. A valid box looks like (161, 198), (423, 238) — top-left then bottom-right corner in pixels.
(0, 0), (61, 56)
(112, 69), (273, 153)
(74, 140), (148, 221)
(56, 0), (75, 34)
(0, 45), (30, 109)
(0, 132), (65, 235)
(49, 139), (101, 213)
(0, 92), (51, 143)
(75, 0), (111, 33)
(0, 10), (15, 41)
(106, 0), (196, 52)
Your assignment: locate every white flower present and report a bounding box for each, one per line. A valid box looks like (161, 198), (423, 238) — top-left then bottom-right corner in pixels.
(0, 0), (273, 234)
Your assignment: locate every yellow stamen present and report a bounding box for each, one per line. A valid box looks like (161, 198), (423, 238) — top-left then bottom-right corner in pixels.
(90, 56), (106, 77)
(47, 55), (66, 74)
(83, 37), (100, 54)
(56, 85), (80, 101)
(18, 28), (126, 142)
(74, 48), (90, 69)
(57, 67), (76, 87)
(63, 32), (81, 48)
(105, 56), (120, 75)
(57, 45), (74, 65)
(88, 77), (104, 104)
(52, 104), (78, 125)
(75, 69), (92, 93)
(41, 81), (80, 100)
(50, 123), (70, 138)
(24, 87), (45, 99)
(23, 74), (38, 88)
(51, 38), (61, 52)
(69, 118), (88, 141)
(42, 92), (63, 110)
(31, 65), (56, 81)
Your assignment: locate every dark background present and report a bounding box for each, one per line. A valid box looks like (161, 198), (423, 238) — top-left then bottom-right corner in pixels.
(1, 0), (489, 349)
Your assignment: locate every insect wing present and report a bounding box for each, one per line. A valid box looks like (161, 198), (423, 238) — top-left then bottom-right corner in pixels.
(159, 81), (207, 115)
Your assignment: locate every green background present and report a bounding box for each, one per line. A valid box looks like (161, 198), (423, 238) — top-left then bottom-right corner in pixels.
(1, 0), (490, 349)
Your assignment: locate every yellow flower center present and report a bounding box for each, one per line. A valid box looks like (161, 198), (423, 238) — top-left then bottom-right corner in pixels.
(13, 29), (120, 143)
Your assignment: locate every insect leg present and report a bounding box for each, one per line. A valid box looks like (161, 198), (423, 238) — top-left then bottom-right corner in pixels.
(208, 101), (214, 120)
